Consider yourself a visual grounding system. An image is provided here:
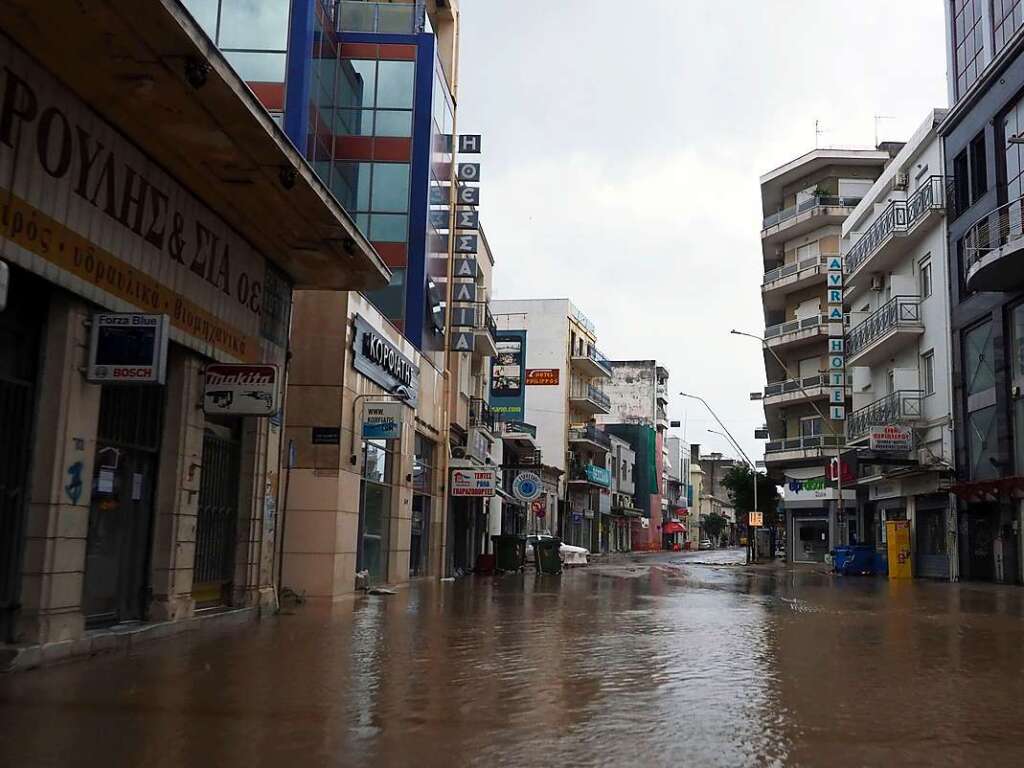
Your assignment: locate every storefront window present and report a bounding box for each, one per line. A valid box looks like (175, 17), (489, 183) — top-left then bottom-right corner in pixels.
(411, 435), (434, 577)
(360, 439), (394, 584)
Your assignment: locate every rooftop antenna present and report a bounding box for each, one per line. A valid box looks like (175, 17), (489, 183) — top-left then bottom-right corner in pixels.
(874, 115), (895, 148)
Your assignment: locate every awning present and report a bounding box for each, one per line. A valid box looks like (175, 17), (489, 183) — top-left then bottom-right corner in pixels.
(663, 521), (686, 534)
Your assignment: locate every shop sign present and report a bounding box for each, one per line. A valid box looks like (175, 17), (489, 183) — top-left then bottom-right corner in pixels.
(87, 313), (169, 384)
(749, 511), (763, 527)
(453, 255), (477, 278)
(531, 499), (546, 517)
(455, 210), (479, 230)
(571, 512), (583, 524)
(452, 330), (476, 352)
(869, 480), (902, 501)
(312, 427), (340, 445)
(456, 163), (480, 182)
(490, 331), (527, 417)
(512, 471), (543, 501)
(458, 134), (482, 153)
(451, 468), (497, 497)
(584, 464), (612, 487)
(0, 42), (285, 363)
(362, 401), (403, 440)
(525, 368), (559, 385)
(203, 363), (280, 416)
(869, 425), (913, 452)
(352, 314), (419, 407)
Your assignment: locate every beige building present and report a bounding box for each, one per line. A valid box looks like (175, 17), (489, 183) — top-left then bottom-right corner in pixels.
(0, 2), (387, 665)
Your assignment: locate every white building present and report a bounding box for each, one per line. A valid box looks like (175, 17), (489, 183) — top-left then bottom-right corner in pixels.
(841, 109), (956, 579)
(490, 298), (613, 551)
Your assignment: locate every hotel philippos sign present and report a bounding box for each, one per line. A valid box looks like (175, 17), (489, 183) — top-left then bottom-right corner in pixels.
(0, 39), (288, 364)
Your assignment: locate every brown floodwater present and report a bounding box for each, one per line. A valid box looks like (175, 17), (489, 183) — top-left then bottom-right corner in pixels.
(2, 549), (1024, 768)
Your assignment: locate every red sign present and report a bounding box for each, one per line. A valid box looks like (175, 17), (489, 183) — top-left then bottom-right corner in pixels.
(531, 499), (546, 517)
(827, 458), (856, 485)
(525, 368), (559, 385)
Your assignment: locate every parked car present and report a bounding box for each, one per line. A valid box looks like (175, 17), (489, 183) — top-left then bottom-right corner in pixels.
(699, 538), (712, 550)
(525, 534), (590, 566)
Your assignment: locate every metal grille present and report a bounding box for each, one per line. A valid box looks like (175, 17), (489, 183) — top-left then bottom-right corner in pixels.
(0, 376), (34, 619)
(97, 386), (164, 451)
(194, 430), (242, 590)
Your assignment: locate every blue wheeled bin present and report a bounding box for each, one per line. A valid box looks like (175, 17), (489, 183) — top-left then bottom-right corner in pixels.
(833, 545), (878, 575)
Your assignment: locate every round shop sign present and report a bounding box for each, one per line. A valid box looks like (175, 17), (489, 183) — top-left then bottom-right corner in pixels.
(512, 471), (542, 501)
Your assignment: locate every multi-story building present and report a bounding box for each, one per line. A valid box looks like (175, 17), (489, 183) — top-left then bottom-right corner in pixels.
(759, 147), (891, 561)
(606, 434), (640, 552)
(699, 453), (739, 546)
(0, 3), (388, 660)
(663, 436), (688, 548)
(599, 361), (672, 550)
(940, 0), (1024, 584)
(841, 111), (956, 580)
(687, 444), (704, 549)
(489, 299), (614, 552)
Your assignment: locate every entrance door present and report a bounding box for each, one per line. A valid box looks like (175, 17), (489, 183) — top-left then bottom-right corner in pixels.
(193, 425), (242, 606)
(83, 386), (163, 627)
(0, 268), (45, 640)
(967, 507), (997, 581)
(794, 520), (829, 562)
(915, 507), (949, 579)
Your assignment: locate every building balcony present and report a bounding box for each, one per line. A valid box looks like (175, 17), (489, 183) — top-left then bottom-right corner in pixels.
(963, 194), (1024, 293)
(764, 315), (829, 352)
(569, 384), (611, 415)
(761, 195), (863, 245)
(763, 374), (831, 408)
(568, 463), (612, 488)
(762, 255), (830, 311)
(656, 383), (669, 404)
(469, 397), (497, 439)
(845, 176), (949, 296)
(764, 434), (845, 465)
(336, 0), (427, 33)
(846, 296), (923, 367)
(570, 345), (613, 378)
(656, 405), (670, 430)
(497, 419), (538, 451)
(847, 390), (923, 444)
(569, 424), (611, 452)
(474, 303), (498, 359)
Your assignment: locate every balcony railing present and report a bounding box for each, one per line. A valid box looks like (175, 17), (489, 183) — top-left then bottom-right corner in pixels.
(336, 0), (427, 33)
(846, 296), (921, 359)
(963, 194), (1024, 283)
(483, 303), (497, 339)
(847, 390), (923, 442)
(845, 176), (949, 276)
(763, 374), (828, 399)
(764, 434), (845, 454)
(571, 384), (611, 410)
(569, 424), (611, 449)
(469, 397), (495, 434)
(764, 315), (825, 340)
(763, 254), (831, 286)
(762, 195), (863, 230)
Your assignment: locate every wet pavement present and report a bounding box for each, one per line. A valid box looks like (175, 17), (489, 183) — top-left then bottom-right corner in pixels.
(3, 547), (1024, 767)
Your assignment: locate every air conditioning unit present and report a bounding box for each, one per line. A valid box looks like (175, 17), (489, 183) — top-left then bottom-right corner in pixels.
(870, 275), (884, 292)
(893, 172), (909, 191)
(451, 446), (467, 459)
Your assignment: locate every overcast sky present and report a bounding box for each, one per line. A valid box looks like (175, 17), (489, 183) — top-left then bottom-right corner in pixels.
(457, 0), (948, 462)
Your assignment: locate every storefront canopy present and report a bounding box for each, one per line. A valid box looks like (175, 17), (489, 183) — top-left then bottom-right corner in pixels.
(2, 0), (390, 291)
(663, 521), (686, 535)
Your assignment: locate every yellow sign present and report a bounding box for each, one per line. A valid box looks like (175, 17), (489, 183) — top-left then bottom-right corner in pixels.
(749, 511), (763, 527)
(886, 520), (912, 579)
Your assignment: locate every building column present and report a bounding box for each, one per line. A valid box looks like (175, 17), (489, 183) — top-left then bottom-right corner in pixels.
(16, 294), (99, 645)
(148, 349), (205, 623)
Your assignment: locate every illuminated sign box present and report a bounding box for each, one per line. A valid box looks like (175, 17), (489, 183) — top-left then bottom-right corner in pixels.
(87, 313), (169, 384)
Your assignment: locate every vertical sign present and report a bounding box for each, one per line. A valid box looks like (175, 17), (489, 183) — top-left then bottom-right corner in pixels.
(448, 134), (483, 354)
(828, 255), (846, 423)
(490, 330), (527, 418)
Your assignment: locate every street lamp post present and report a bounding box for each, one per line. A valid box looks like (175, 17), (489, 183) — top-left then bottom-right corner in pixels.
(680, 391), (759, 564)
(730, 329), (848, 552)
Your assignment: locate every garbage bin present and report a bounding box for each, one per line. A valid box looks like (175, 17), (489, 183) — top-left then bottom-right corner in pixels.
(532, 537), (562, 575)
(491, 535), (526, 572)
(833, 545), (878, 575)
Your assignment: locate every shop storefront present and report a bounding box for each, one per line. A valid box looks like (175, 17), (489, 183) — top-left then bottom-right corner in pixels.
(783, 474), (856, 564)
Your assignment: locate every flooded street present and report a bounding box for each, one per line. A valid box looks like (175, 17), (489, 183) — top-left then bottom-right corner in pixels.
(3, 549), (1024, 768)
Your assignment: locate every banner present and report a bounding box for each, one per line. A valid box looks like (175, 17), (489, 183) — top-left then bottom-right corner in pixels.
(490, 330), (526, 417)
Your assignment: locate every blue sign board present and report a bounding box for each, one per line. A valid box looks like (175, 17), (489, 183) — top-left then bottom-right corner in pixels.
(585, 464), (612, 488)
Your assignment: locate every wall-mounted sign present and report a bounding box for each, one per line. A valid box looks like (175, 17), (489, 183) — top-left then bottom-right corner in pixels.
(452, 281), (477, 302)
(584, 464), (612, 487)
(513, 471), (543, 501)
(490, 331), (526, 417)
(453, 255), (477, 278)
(454, 234), (478, 254)
(458, 134), (482, 153)
(455, 210), (479, 230)
(362, 401), (403, 440)
(352, 314), (419, 408)
(203, 363), (280, 415)
(749, 511), (764, 527)
(451, 468), (497, 497)
(312, 427), (340, 445)
(87, 313), (169, 384)
(457, 184), (480, 206)
(525, 368), (559, 385)
(531, 499), (546, 517)
(754, 428), (770, 440)
(869, 425), (913, 452)
(456, 163), (480, 182)
(452, 330), (476, 352)
(450, 305), (478, 328)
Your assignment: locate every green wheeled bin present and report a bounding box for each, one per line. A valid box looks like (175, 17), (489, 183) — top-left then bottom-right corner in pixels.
(533, 537), (562, 575)
(491, 535), (527, 572)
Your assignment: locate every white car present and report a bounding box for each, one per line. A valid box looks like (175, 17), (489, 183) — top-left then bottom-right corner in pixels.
(699, 538), (712, 550)
(525, 534), (590, 566)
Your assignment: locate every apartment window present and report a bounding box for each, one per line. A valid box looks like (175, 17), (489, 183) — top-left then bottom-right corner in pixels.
(183, 0), (291, 82)
(800, 417), (823, 438)
(994, 0), (1024, 53)
(952, 131), (988, 218)
(795, 241), (820, 262)
(919, 257), (933, 299)
(922, 350), (936, 396)
(951, 0), (986, 99)
(964, 321), (998, 480)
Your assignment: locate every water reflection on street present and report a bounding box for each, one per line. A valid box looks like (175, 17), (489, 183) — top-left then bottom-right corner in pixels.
(3, 549), (1024, 767)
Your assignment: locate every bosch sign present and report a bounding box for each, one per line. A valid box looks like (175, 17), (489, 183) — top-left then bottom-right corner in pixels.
(87, 313), (169, 384)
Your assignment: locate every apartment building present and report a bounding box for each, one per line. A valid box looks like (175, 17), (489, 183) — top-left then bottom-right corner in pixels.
(490, 299), (614, 552)
(599, 362), (671, 550)
(841, 111), (956, 580)
(699, 453), (739, 546)
(940, 0), (1024, 584)
(606, 434), (640, 552)
(759, 148), (891, 562)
